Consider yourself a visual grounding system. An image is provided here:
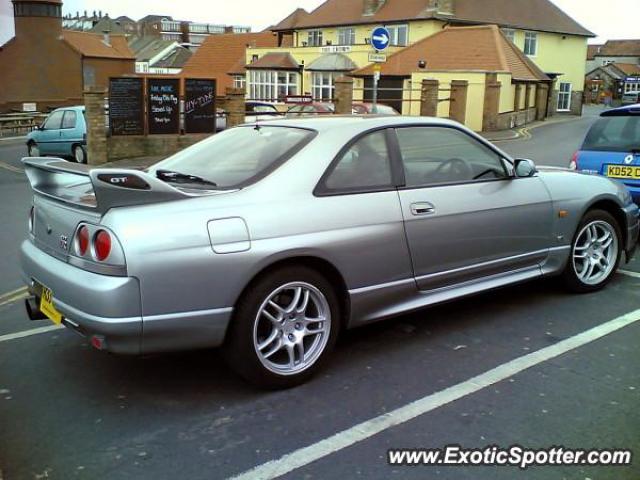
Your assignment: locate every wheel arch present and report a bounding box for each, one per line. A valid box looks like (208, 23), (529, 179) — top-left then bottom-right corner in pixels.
(232, 255), (351, 332)
(584, 198), (627, 239)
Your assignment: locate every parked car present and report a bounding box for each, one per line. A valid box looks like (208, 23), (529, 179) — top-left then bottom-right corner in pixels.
(570, 103), (640, 202)
(286, 102), (335, 117)
(22, 116), (639, 388)
(621, 92), (640, 106)
(26, 106), (87, 163)
(245, 101), (282, 123)
(352, 102), (400, 115)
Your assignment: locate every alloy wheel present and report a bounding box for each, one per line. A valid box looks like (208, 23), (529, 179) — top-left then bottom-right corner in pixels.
(572, 220), (618, 286)
(253, 282), (331, 376)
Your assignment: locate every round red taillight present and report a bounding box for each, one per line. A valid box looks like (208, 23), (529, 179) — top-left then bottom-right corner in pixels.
(77, 225), (89, 256)
(93, 230), (111, 261)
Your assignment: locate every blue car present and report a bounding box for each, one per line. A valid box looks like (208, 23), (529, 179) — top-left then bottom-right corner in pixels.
(26, 106), (87, 163)
(572, 103), (640, 203)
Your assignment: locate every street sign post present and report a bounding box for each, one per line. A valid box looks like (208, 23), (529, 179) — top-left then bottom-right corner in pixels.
(370, 27), (390, 114)
(368, 53), (387, 63)
(371, 27), (390, 51)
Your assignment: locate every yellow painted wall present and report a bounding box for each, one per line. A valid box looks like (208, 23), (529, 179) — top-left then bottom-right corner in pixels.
(498, 73), (515, 114)
(410, 71), (488, 132)
(507, 29), (587, 91)
(295, 20), (443, 48)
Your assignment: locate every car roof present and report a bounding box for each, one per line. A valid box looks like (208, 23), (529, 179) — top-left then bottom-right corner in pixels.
(51, 106), (85, 113)
(601, 104), (640, 116)
(243, 115), (459, 132)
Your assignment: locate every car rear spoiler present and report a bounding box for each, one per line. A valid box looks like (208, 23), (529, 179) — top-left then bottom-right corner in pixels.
(23, 157), (191, 214)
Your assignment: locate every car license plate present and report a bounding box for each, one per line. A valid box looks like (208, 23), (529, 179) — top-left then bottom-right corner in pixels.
(40, 285), (63, 325)
(606, 165), (640, 180)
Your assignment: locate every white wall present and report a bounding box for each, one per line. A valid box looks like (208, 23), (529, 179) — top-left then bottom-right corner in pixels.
(0, 0), (15, 46)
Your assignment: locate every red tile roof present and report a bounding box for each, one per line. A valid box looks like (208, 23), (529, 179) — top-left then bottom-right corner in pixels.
(181, 32), (278, 93)
(596, 40), (640, 57)
(354, 25), (548, 82)
(62, 31), (134, 59)
(612, 63), (640, 76)
(245, 52), (299, 70)
(274, 0), (593, 37)
(272, 8), (310, 31)
(587, 44), (603, 60)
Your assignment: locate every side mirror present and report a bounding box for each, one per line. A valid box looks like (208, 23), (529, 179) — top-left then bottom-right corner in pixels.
(514, 158), (537, 178)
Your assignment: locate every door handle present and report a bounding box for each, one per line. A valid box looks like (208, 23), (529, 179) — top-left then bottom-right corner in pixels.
(410, 202), (436, 216)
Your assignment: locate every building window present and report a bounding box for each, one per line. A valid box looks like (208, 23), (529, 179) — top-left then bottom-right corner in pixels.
(161, 20), (181, 32)
(308, 30), (324, 47)
(557, 82), (572, 111)
(233, 75), (246, 90)
(14, 2), (61, 17)
(312, 72), (338, 101)
(190, 23), (208, 33)
(386, 24), (408, 47)
(248, 70), (298, 101)
(625, 82), (640, 93)
(502, 28), (515, 43)
(524, 32), (537, 56)
(337, 28), (356, 46)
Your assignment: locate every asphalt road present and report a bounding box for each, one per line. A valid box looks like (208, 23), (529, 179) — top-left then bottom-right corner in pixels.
(1, 111), (639, 480)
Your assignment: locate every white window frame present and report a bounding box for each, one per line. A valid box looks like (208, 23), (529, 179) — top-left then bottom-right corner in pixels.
(307, 30), (324, 47)
(337, 27), (356, 46)
(625, 82), (640, 94)
(386, 24), (409, 47)
(233, 75), (246, 90)
(312, 72), (338, 101)
(248, 70), (298, 101)
(557, 82), (572, 112)
(502, 28), (516, 43)
(524, 31), (537, 56)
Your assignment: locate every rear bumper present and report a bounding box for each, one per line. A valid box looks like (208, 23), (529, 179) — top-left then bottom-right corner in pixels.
(20, 240), (234, 354)
(21, 240), (143, 354)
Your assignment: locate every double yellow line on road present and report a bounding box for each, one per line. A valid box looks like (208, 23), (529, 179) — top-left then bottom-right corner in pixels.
(0, 286), (29, 308)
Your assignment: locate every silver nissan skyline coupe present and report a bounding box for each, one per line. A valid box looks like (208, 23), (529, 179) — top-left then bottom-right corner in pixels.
(21, 116), (639, 388)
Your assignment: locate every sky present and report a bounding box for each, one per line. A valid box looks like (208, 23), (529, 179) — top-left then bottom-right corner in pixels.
(1, 0), (639, 46)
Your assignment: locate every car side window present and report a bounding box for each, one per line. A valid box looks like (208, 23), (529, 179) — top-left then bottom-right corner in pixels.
(396, 127), (509, 188)
(61, 111), (77, 129)
(322, 130), (393, 193)
(43, 111), (64, 130)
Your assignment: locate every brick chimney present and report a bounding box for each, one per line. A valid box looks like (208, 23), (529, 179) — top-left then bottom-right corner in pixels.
(12, 0), (62, 40)
(363, 0), (386, 16)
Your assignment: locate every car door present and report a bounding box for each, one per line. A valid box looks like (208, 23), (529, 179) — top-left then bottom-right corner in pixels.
(36, 110), (65, 155)
(314, 128), (413, 299)
(393, 126), (554, 291)
(58, 110), (79, 155)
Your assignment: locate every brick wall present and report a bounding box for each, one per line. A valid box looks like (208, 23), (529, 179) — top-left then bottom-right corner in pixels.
(107, 134), (210, 161)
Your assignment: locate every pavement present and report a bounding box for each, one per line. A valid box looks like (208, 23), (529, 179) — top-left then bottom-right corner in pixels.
(0, 107), (638, 480)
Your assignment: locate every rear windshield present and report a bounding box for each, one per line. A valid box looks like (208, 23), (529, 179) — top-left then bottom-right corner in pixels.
(152, 126), (315, 189)
(582, 116), (640, 152)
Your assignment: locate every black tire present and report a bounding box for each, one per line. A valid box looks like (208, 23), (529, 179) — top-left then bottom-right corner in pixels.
(27, 142), (40, 157)
(562, 209), (622, 293)
(223, 266), (340, 389)
(72, 145), (87, 164)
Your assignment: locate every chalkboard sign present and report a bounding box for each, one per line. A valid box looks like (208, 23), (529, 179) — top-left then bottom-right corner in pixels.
(147, 78), (180, 135)
(109, 77), (144, 136)
(184, 79), (217, 134)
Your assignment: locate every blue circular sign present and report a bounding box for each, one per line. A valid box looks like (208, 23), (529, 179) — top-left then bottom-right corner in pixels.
(371, 27), (390, 51)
